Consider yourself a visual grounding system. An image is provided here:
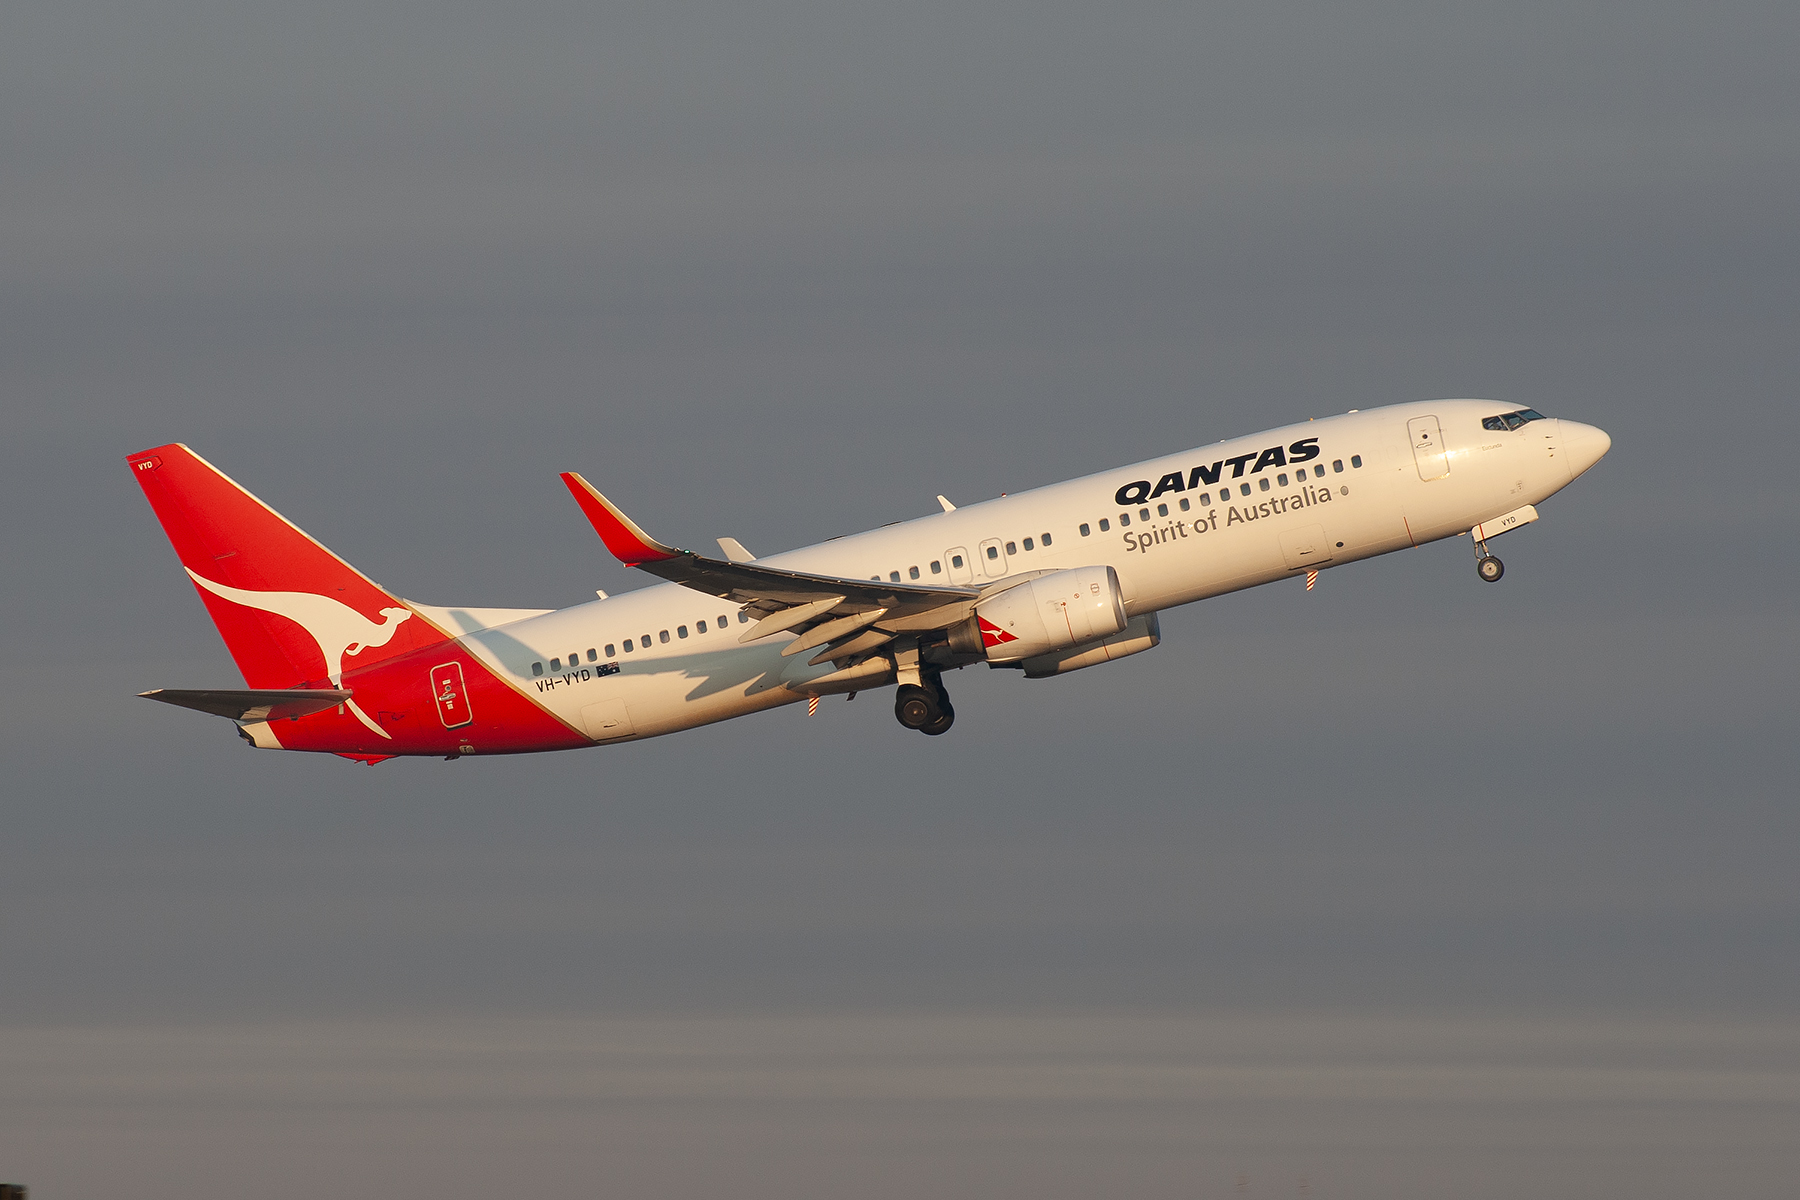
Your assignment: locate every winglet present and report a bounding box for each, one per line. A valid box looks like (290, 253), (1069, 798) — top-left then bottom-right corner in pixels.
(559, 473), (683, 566)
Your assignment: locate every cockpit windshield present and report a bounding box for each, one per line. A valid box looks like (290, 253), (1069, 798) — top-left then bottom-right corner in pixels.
(1482, 408), (1547, 432)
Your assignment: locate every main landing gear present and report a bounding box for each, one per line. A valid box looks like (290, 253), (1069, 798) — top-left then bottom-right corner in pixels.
(894, 674), (955, 736)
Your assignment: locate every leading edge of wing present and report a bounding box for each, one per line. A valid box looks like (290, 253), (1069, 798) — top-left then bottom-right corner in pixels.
(558, 472), (978, 615)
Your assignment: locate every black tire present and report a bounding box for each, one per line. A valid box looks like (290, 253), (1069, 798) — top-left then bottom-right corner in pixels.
(894, 684), (936, 729)
(920, 701), (955, 736)
(1477, 555), (1504, 583)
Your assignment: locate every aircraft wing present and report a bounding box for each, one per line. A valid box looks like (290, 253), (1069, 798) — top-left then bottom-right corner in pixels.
(560, 472), (982, 662)
(140, 688), (353, 721)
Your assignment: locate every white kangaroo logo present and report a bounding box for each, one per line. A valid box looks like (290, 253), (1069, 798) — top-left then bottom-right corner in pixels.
(186, 569), (415, 739)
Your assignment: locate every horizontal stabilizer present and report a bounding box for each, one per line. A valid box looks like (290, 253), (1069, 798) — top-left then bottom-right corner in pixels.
(140, 688), (352, 722)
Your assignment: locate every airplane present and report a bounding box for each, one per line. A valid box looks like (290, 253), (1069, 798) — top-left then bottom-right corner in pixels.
(131, 400), (1609, 762)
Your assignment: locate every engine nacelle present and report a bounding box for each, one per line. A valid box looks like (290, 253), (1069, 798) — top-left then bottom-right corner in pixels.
(947, 565), (1127, 663)
(1020, 612), (1161, 677)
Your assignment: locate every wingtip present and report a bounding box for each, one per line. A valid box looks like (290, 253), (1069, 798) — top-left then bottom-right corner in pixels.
(559, 472), (682, 566)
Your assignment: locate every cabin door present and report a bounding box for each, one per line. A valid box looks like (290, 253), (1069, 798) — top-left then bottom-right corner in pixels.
(1408, 415), (1450, 481)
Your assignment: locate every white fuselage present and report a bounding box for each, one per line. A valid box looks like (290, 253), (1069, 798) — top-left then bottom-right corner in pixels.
(447, 400), (1606, 742)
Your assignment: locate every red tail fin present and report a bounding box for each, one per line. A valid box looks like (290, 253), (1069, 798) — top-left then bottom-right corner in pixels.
(128, 444), (446, 688)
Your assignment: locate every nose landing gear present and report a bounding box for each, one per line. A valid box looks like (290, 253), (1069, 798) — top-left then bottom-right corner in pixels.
(894, 674), (955, 735)
(1470, 526), (1506, 583)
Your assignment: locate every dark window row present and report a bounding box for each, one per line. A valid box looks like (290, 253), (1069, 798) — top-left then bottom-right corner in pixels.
(531, 610), (751, 675)
(1077, 456), (1362, 535)
(875, 532), (1054, 581)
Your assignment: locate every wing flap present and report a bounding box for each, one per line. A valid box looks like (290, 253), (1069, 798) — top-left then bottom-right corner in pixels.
(740, 596), (845, 643)
(781, 608), (888, 657)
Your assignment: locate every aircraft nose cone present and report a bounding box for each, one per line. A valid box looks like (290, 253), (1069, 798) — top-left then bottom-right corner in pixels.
(1561, 420), (1611, 479)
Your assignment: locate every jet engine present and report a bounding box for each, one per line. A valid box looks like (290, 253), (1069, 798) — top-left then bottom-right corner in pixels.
(946, 565), (1127, 663)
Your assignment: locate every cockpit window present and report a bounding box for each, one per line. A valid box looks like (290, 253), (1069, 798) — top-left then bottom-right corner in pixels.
(1482, 408), (1548, 432)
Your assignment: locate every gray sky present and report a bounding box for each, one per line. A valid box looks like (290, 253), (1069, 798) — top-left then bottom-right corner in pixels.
(3, 2), (1797, 1196)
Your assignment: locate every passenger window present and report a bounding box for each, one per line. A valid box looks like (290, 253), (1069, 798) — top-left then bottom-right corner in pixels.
(1099, 518), (1110, 531)
(1258, 478), (1271, 492)
(1240, 483), (1252, 496)
(1140, 507), (1150, 521)
(1080, 523), (1091, 536)
(1156, 503), (1168, 517)
(532, 661), (543, 676)
(550, 657), (561, 670)
(587, 648), (598, 662)
(1314, 464), (1324, 478)
(623, 639), (634, 652)
(952, 554), (965, 568)
(909, 565), (920, 579)
(1178, 498), (1189, 512)
(605, 644), (615, 657)
(1041, 532), (1052, 545)
(1277, 473), (1288, 486)
(1119, 514), (1130, 526)
(930, 560), (942, 574)
(738, 612), (749, 623)
(677, 625), (688, 639)
(889, 571), (901, 582)
(718, 615), (728, 628)
(1332, 459), (1343, 472)
(569, 651), (579, 667)
(659, 630), (670, 644)
(1199, 493), (1211, 506)
(1004, 541), (1016, 555)
(1023, 537), (1034, 551)
(697, 619), (707, 633)
(641, 632), (651, 645)
(986, 545), (999, 560)
(1351, 455), (1363, 468)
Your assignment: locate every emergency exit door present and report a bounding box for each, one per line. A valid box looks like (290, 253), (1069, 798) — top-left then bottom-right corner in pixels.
(1408, 415), (1449, 481)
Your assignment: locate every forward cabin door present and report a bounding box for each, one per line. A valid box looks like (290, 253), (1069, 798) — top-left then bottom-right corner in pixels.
(1408, 415), (1450, 481)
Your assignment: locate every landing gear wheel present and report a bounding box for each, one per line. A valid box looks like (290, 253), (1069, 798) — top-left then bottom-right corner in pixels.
(919, 674), (954, 735)
(1477, 555), (1504, 583)
(920, 700), (955, 736)
(894, 684), (937, 730)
